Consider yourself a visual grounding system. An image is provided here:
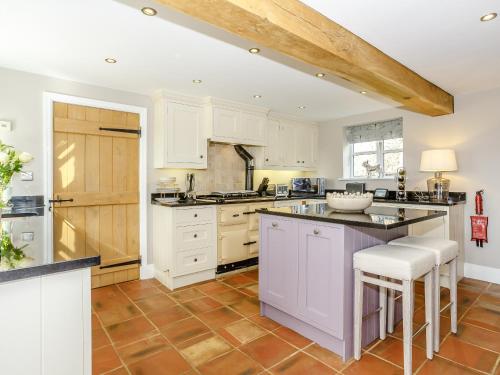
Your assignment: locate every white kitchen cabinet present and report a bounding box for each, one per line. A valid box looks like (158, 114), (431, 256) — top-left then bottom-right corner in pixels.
(253, 118), (319, 171)
(153, 205), (217, 289)
(212, 107), (241, 141)
(373, 202), (465, 288)
(0, 268), (92, 375)
(154, 91), (207, 169)
(204, 97), (269, 146)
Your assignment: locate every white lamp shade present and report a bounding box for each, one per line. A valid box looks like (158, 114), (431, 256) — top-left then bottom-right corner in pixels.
(420, 149), (458, 172)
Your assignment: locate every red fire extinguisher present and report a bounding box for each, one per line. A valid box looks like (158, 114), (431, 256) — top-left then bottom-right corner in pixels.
(471, 190), (488, 247)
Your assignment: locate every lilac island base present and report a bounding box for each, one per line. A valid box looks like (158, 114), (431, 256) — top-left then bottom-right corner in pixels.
(257, 204), (446, 361)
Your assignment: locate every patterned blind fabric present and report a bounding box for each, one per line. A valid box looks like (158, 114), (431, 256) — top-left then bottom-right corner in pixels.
(345, 117), (403, 144)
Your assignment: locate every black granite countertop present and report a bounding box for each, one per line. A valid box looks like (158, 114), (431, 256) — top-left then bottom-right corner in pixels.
(327, 190), (466, 207)
(151, 194), (325, 207)
(0, 195), (100, 283)
(257, 204), (447, 230)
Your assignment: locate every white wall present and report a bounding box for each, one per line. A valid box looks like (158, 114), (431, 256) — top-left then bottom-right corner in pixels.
(318, 87), (500, 270)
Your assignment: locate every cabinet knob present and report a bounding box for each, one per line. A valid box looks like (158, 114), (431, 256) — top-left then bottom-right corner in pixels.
(272, 222), (278, 228)
(302, 161), (305, 163)
(233, 214), (240, 217)
(200, 155), (204, 159)
(265, 158), (269, 161)
(297, 161), (300, 163)
(194, 258), (198, 262)
(313, 229), (320, 235)
(194, 213), (198, 218)
(194, 234), (198, 238)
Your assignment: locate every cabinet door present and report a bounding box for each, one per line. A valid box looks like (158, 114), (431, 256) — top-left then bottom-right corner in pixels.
(219, 205), (249, 226)
(166, 102), (205, 165)
(219, 228), (248, 264)
(259, 216), (299, 311)
(0, 278), (42, 375)
(282, 122), (297, 167)
(213, 107), (241, 140)
(263, 119), (282, 166)
(297, 222), (344, 337)
(409, 216), (446, 238)
(242, 112), (266, 145)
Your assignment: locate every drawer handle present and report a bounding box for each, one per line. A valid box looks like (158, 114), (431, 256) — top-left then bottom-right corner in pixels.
(243, 211), (256, 215)
(243, 241), (257, 246)
(272, 222), (278, 228)
(232, 214), (240, 217)
(313, 229), (320, 235)
(193, 234), (198, 238)
(194, 213), (198, 218)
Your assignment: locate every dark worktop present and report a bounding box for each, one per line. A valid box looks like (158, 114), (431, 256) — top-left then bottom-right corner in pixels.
(256, 204), (447, 230)
(151, 193), (325, 207)
(0, 195), (100, 283)
(327, 190), (466, 207)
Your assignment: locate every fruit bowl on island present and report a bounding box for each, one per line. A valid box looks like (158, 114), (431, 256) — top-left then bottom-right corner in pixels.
(326, 192), (373, 213)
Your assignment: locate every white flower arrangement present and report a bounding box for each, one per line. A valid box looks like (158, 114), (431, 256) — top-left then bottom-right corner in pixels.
(0, 141), (34, 208)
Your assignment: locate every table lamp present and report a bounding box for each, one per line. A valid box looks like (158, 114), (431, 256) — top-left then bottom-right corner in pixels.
(420, 149), (457, 201)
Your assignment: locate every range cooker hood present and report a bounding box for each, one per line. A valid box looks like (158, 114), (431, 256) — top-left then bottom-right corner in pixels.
(234, 145), (255, 191)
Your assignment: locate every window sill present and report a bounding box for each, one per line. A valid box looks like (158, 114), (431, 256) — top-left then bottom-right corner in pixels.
(338, 177), (395, 182)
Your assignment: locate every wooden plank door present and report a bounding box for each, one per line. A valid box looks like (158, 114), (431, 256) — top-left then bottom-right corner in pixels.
(52, 102), (140, 288)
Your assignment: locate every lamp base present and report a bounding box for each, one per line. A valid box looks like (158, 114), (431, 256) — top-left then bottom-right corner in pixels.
(427, 172), (450, 201)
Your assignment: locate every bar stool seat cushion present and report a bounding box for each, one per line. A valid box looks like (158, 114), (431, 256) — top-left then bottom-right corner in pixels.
(353, 244), (435, 280)
(388, 236), (458, 265)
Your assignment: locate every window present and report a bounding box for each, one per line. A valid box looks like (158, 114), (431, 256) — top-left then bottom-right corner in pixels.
(345, 118), (403, 178)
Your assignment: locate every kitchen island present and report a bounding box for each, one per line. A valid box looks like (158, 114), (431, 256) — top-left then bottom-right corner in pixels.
(257, 204), (446, 361)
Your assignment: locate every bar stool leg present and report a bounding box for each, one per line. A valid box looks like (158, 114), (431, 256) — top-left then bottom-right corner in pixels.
(354, 269), (364, 360)
(450, 257), (458, 334)
(387, 287), (395, 333)
(424, 271), (434, 360)
(379, 277), (387, 340)
(402, 280), (414, 375)
(433, 266), (441, 352)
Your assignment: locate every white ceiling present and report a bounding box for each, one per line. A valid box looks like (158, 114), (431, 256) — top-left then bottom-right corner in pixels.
(0, 0), (499, 121)
(301, 0), (500, 96)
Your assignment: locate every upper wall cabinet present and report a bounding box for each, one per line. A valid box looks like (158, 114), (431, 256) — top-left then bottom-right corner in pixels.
(252, 117), (319, 171)
(154, 91), (207, 169)
(204, 98), (268, 146)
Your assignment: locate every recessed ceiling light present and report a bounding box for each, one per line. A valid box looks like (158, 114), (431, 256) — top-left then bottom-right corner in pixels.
(253, 95), (262, 99)
(104, 58), (117, 64)
(315, 73), (326, 78)
(360, 91), (367, 94)
(298, 106), (306, 110)
(480, 12), (497, 22)
(192, 79), (202, 84)
(248, 47), (261, 54)
(141, 7), (157, 16)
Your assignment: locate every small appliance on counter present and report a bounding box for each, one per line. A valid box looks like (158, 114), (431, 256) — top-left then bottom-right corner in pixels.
(275, 184), (289, 198)
(290, 177), (326, 197)
(257, 177), (270, 196)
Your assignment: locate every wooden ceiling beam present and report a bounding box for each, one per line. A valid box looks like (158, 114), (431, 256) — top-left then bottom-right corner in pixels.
(154, 0), (454, 116)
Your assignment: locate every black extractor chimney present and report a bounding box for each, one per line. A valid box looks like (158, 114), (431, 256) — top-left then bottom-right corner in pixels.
(234, 145), (255, 191)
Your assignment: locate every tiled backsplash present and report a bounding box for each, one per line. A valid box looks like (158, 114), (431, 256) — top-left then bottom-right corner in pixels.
(153, 143), (314, 194)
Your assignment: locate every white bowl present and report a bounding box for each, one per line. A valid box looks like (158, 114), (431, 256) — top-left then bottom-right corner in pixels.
(326, 192), (373, 212)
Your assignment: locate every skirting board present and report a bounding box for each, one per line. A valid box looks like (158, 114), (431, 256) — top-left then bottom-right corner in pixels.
(140, 264), (155, 280)
(464, 262), (500, 284)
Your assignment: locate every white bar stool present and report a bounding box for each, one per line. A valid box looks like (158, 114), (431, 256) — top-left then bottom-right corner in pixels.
(387, 236), (458, 352)
(353, 244), (435, 375)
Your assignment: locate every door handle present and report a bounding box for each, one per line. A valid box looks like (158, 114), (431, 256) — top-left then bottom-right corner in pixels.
(48, 196), (74, 211)
(243, 211), (256, 215)
(243, 241), (257, 246)
(232, 214), (240, 217)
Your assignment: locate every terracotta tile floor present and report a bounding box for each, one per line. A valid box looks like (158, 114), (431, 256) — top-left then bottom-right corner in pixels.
(92, 272), (500, 375)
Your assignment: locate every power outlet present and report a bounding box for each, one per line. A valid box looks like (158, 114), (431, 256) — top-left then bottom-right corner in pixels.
(0, 120), (12, 131)
(20, 171), (33, 181)
(22, 232), (34, 242)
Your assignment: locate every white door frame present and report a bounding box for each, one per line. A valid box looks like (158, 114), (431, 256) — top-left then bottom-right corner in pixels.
(42, 92), (149, 276)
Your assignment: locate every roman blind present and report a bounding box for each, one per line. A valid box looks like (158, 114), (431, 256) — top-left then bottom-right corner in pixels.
(345, 117), (403, 144)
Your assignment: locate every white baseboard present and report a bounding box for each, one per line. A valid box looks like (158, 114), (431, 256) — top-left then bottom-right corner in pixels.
(464, 262), (500, 284)
(140, 264), (155, 280)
